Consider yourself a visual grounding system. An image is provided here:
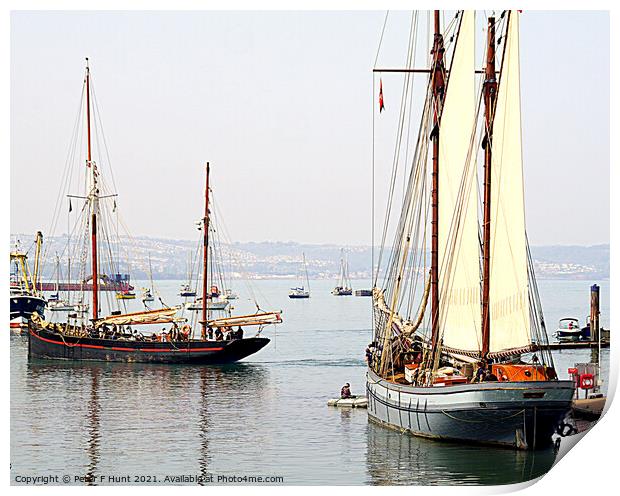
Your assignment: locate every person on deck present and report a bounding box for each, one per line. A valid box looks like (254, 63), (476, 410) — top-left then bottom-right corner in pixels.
(214, 327), (223, 341)
(236, 326), (244, 339)
(484, 369), (499, 382)
(472, 361), (488, 383)
(341, 383), (352, 399)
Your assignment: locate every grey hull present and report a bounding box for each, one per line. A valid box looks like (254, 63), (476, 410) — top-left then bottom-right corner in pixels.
(367, 368), (574, 449)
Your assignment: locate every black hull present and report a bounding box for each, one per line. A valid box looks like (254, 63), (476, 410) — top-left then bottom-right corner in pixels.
(10, 295), (46, 320)
(28, 327), (269, 364)
(288, 295), (309, 299)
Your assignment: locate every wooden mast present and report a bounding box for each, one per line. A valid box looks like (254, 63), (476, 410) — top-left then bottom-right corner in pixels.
(430, 10), (445, 351)
(481, 17), (497, 356)
(201, 162), (210, 340)
(86, 58), (99, 321)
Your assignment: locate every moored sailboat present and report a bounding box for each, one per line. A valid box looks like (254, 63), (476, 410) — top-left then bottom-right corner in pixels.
(28, 60), (281, 364)
(289, 253), (310, 299)
(332, 249), (353, 296)
(48, 255), (77, 311)
(367, 11), (573, 449)
(141, 254), (156, 303)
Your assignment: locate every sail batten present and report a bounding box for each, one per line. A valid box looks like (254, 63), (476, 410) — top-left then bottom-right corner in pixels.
(489, 11), (531, 352)
(437, 11), (481, 352)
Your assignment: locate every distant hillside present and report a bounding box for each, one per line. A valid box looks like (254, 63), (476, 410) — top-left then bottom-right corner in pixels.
(530, 244), (609, 280)
(9, 234), (610, 281)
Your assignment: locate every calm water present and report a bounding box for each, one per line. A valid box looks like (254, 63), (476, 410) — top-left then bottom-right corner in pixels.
(10, 279), (609, 485)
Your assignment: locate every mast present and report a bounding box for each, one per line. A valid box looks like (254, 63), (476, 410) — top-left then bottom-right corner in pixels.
(201, 162), (210, 340)
(33, 231), (43, 295)
(148, 253), (154, 293)
(303, 253), (310, 291)
(85, 58), (99, 321)
(56, 254), (60, 293)
(430, 10), (445, 351)
(481, 17), (497, 356)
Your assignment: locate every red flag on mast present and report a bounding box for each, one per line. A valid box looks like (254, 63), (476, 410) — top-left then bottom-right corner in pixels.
(379, 78), (385, 112)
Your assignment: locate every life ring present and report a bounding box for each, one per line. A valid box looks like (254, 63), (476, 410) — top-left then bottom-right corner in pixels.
(181, 324), (191, 337)
(580, 373), (595, 390)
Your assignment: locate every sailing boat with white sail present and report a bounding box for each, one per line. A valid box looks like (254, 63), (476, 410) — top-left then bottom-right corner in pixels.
(332, 249), (353, 296)
(368, 11), (573, 449)
(289, 253), (310, 299)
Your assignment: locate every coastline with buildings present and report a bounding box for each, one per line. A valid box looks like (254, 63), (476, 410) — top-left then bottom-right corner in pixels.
(10, 233), (610, 281)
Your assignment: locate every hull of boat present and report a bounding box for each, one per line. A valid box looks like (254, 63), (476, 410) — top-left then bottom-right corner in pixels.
(49, 305), (76, 312)
(186, 301), (230, 311)
(10, 295), (46, 320)
(36, 282), (133, 292)
(332, 289), (353, 296)
(555, 329), (583, 342)
(367, 368), (574, 450)
(28, 327), (269, 364)
(288, 294), (310, 299)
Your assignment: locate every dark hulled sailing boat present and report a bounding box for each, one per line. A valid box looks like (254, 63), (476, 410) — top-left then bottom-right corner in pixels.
(367, 11), (573, 449)
(28, 60), (281, 364)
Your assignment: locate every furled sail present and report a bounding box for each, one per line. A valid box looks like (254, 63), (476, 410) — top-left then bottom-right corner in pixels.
(437, 11), (481, 351)
(98, 307), (183, 326)
(207, 311), (282, 328)
(489, 11), (531, 352)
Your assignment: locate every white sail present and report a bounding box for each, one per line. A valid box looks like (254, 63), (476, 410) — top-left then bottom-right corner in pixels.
(489, 11), (531, 352)
(438, 11), (481, 351)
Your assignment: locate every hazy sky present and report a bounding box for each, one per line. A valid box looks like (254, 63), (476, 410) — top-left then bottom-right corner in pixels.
(10, 10), (609, 246)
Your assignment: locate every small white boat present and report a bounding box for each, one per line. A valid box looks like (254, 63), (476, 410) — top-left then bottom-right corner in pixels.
(332, 249), (353, 296)
(288, 287), (310, 299)
(179, 284), (196, 297)
(223, 289), (238, 300)
(327, 396), (368, 408)
(48, 299), (76, 312)
(332, 286), (352, 296)
(142, 255), (156, 302)
(289, 253), (311, 298)
(141, 288), (155, 302)
(555, 317), (582, 342)
(185, 298), (230, 311)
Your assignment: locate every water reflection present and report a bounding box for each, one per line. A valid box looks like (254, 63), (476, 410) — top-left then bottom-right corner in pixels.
(365, 422), (557, 485)
(23, 359), (269, 481)
(198, 367), (210, 483)
(85, 368), (101, 485)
